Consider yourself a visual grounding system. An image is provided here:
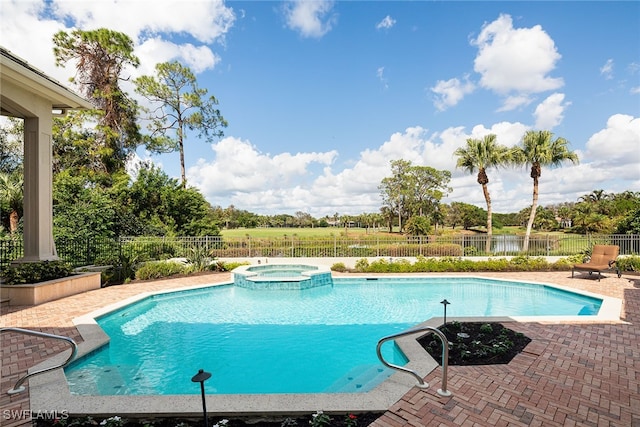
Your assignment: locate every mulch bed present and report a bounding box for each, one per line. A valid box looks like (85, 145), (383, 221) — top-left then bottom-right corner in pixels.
(36, 412), (382, 427)
(418, 322), (532, 365)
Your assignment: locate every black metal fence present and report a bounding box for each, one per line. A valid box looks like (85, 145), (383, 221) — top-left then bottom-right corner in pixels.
(2, 234), (640, 269)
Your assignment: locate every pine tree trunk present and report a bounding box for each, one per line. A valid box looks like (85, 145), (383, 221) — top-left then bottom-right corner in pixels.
(178, 124), (186, 188)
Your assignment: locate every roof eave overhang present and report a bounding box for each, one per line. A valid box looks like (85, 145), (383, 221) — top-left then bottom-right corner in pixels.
(1, 47), (93, 112)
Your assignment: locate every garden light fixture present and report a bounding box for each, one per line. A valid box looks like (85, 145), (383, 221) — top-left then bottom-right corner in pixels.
(191, 368), (211, 427)
(440, 299), (450, 325)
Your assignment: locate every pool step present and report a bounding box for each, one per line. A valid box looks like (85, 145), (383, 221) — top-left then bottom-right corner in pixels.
(66, 364), (157, 395)
(325, 364), (391, 393)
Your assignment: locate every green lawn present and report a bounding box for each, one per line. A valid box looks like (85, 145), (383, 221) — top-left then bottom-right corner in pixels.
(220, 226), (580, 239)
(220, 227), (394, 239)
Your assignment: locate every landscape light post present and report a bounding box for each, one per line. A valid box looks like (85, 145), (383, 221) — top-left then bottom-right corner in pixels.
(440, 299), (450, 325)
(191, 369), (211, 427)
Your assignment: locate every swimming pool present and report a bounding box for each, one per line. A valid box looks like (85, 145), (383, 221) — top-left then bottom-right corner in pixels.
(64, 276), (602, 396)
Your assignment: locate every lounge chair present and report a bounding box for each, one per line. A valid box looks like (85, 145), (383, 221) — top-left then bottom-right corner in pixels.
(572, 245), (621, 281)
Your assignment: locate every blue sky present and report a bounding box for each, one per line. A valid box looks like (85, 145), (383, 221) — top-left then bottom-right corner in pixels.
(2, 1), (639, 217)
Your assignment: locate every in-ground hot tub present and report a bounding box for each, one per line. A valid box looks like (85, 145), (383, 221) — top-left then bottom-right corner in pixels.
(232, 263), (333, 289)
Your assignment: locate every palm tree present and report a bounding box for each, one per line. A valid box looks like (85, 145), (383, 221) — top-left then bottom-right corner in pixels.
(0, 172), (23, 234)
(511, 130), (579, 251)
(579, 189), (609, 203)
(454, 134), (510, 253)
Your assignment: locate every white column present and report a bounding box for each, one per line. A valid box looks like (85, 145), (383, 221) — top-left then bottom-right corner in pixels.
(19, 108), (58, 262)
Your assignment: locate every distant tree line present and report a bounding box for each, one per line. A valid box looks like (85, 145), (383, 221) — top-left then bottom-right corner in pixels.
(178, 190), (640, 236)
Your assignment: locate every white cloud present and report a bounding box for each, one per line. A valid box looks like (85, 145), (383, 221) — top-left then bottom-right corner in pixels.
(377, 67), (389, 89)
(471, 14), (563, 107)
(431, 76), (475, 111)
(187, 136), (338, 197)
(584, 114), (640, 170)
(186, 123), (541, 217)
(283, 0), (336, 38)
(376, 15), (396, 30)
(137, 38), (220, 75)
(496, 95), (534, 112)
(468, 122), (529, 147)
(0, 1), (73, 84)
(533, 93), (571, 129)
(51, 0), (235, 45)
(600, 59), (614, 80)
(0, 0), (233, 89)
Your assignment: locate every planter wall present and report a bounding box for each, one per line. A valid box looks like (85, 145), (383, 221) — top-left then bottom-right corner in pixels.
(0, 272), (101, 306)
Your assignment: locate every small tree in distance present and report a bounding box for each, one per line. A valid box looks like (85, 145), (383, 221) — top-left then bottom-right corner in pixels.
(135, 61), (228, 187)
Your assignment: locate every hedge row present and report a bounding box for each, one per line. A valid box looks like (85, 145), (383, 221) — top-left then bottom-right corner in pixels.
(349, 255), (581, 273)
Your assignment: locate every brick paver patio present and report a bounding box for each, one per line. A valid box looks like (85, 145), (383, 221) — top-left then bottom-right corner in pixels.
(1, 271), (639, 426)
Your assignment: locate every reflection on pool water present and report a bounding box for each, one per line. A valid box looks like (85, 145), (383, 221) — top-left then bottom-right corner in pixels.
(65, 277), (602, 396)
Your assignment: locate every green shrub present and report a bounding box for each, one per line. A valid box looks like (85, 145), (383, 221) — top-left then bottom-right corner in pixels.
(367, 258), (412, 272)
(134, 260), (187, 280)
(479, 323), (493, 334)
(551, 256), (578, 269)
(617, 255), (640, 272)
(405, 216), (431, 235)
(215, 261), (249, 272)
(354, 258), (370, 272)
(351, 255), (577, 273)
(507, 256), (550, 271)
(2, 260), (74, 285)
(479, 258), (511, 271)
(101, 253), (140, 286)
(464, 246), (478, 256)
(186, 246), (216, 272)
(331, 262), (347, 272)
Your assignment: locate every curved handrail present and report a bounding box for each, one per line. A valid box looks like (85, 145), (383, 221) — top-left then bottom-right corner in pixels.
(376, 326), (452, 397)
(1, 327), (78, 395)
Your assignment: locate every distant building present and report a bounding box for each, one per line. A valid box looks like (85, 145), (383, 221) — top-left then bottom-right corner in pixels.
(556, 216), (572, 228)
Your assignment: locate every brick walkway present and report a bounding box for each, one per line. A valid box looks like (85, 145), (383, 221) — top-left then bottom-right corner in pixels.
(1, 271), (639, 426)
(370, 273), (640, 427)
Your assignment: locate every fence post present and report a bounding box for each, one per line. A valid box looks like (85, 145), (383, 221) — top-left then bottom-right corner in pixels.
(86, 236), (91, 266)
(462, 234), (465, 256)
(334, 234), (337, 258)
(546, 234), (550, 256)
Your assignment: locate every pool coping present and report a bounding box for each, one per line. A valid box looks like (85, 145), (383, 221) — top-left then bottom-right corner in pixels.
(29, 275), (624, 417)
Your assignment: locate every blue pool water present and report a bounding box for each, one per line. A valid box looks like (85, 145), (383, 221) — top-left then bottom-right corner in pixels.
(65, 277), (602, 396)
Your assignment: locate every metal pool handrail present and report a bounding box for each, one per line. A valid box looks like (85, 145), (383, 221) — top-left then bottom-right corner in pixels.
(1, 327), (78, 395)
(376, 326), (452, 397)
